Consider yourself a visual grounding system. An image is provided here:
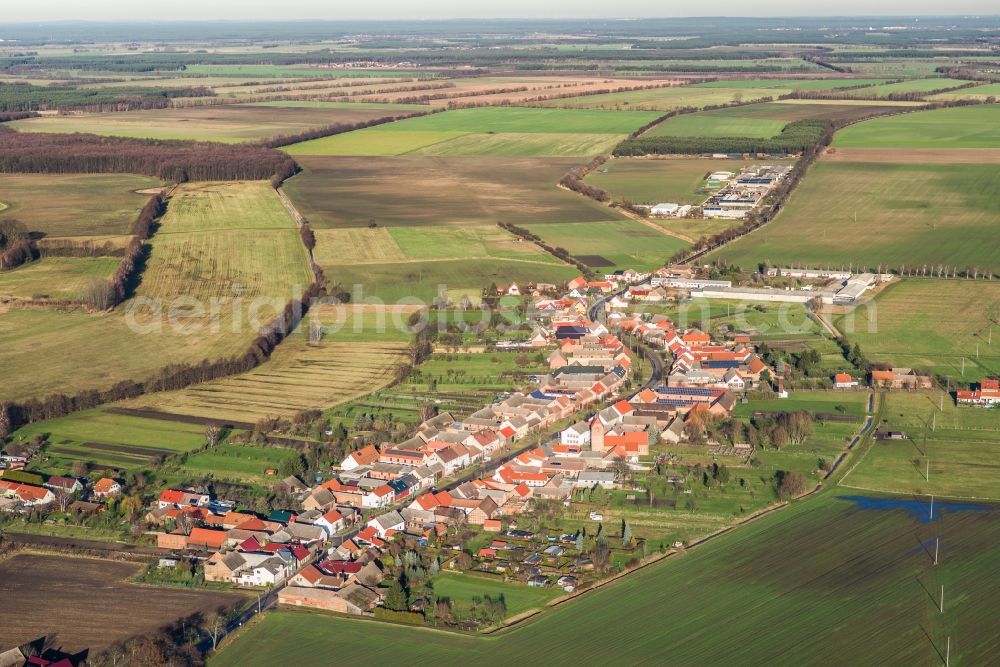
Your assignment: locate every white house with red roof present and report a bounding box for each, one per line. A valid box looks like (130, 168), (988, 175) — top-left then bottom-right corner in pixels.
(157, 488), (210, 509)
(957, 379), (1000, 407)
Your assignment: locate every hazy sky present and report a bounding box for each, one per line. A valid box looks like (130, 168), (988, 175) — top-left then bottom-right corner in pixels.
(2, 1), (998, 21)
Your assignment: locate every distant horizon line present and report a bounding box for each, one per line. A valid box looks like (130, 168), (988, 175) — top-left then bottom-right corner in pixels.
(1, 15), (999, 24)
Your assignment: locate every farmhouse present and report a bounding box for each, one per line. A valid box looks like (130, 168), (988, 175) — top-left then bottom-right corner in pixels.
(92, 478), (122, 498)
(871, 367), (933, 390)
(957, 379), (1000, 407)
(834, 373), (859, 389)
(280, 582), (383, 615)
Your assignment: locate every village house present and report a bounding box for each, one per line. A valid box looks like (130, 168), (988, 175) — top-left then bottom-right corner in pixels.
(340, 444), (380, 471)
(957, 379), (1000, 407)
(871, 367), (933, 390)
(91, 477), (122, 499)
(44, 476), (82, 495)
(834, 373), (860, 389)
(0, 480), (55, 507)
(157, 488), (210, 509)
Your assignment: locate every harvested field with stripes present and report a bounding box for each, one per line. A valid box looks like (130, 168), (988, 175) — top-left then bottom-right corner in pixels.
(123, 304), (413, 423)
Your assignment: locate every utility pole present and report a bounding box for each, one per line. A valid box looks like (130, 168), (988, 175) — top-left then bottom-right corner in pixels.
(961, 357), (965, 376)
(946, 637), (951, 667)
(934, 537), (939, 566)
(932, 411), (936, 432)
(927, 459), (931, 482)
(940, 584), (945, 614)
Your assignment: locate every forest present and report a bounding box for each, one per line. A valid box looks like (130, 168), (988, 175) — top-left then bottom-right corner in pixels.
(0, 131), (298, 184)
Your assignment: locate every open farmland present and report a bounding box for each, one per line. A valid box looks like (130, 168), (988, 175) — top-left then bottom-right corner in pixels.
(0, 173), (161, 237)
(13, 409), (206, 473)
(832, 77), (972, 98)
(284, 107), (659, 157)
(324, 258), (578, 304)
(0, 553), (243, 653)
(689, 78), (889, 90)
(283, 156), (612, 228)
(137, 181), (314, 332)
(0, 181), (312, 403)
(0, 257), (119, 301)
(8, 103), (414, 143)
(522, 220), (688, 270)
(122, 333), (409, 425)
(833, 104), (1000, 148)
(121, 304), (412, 425)
(835, 280), (1000, 379)
(313, 224), (564, 269)
(709, 160), (1000, 269)
(533, 85), (788, 111)
(213, 492), (1000, 666)
(843, 391), (1000, 500)
(643, 101), (916, 139)
(929, 82), (1000, 101)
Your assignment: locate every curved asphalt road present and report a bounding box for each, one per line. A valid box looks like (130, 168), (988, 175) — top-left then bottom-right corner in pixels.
(588, 290), (664, 392)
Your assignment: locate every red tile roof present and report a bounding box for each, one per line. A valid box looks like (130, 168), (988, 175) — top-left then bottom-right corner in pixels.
(187, 528), (226, 549)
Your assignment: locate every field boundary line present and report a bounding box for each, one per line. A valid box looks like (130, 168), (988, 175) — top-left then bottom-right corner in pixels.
(554, 180), (694, 244)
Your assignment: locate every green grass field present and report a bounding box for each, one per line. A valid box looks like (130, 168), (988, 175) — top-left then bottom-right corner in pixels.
(645, 113), (785, 139)
(835, 279), (1000, 379)
(929, 82), (1000, 101)
(533, 86), (787, 111)
(324, 259), (578, 304)
(312, 224), (563, 268)
(834, 104), (1000, 148)
(283, 156), (613, 228)
(13, 410), (205, 473)
(0, 181), (313, 403)
(0, 257), (120, 301)
(710, 160), (1000, 269)
(176, 443), (300, 486)
(522, 220), (689, 271)
(733, 392), (869, 419)
(284, 107), (658, 156)
(843, 391), (1000, 500)
(643, 101), (914, 139)
(431, 572), (562, 618)
(8, 104), (412, 143)
(0, 173), (161, 237)
(834, 77), (972, 99)
(213, 492), (1000, 665)
(689, 78), (889, 90)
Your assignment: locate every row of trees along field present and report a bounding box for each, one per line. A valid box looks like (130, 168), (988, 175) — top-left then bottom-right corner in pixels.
(0, 281), (324, 436)
(614, 119), (832, 156)
(0, 131), (298, 184)
(779, 80), (980, 102)
(257, 110), (431, 148)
